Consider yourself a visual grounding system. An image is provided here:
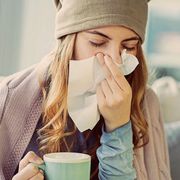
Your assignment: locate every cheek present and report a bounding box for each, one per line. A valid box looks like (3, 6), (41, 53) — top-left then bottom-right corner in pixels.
(127, 48), (138, 57)
(131, 51), (137, 56)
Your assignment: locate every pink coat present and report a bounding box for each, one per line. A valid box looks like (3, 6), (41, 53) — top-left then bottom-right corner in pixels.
(0, 51), (172, 180)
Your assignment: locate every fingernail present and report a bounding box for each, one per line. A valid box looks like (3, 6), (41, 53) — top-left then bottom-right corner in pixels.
(38, 159), (44, 164)
(40, 170), (44, 174)
(34, 156), (43, 164)
(96, 54), (104, 65)
(96, 52), (103, 56)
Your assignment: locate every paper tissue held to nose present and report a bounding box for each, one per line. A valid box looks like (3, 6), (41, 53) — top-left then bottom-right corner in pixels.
(67, 49), (139, 132)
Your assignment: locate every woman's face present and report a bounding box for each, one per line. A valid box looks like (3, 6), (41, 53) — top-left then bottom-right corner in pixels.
(73, 25), (140, 64)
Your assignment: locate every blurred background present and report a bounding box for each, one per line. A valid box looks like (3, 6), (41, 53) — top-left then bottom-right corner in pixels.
(145, 1), (180, 179)
(0, 0), (56, 75)
(0, 0), (180, 179)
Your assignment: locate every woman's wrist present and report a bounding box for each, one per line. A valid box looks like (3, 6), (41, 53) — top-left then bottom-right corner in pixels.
(104, 119), (130, 133)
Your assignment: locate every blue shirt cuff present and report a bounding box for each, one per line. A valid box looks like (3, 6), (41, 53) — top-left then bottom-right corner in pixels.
(96, 120), (136, 179)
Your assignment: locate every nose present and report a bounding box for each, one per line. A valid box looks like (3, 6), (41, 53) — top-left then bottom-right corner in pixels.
(105, 46), (123, 64)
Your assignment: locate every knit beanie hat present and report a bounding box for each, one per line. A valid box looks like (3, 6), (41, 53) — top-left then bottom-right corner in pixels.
(53, 0), (150, 42)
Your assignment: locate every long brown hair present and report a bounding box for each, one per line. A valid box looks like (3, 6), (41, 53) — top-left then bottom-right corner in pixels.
(38, 33), (149, 179)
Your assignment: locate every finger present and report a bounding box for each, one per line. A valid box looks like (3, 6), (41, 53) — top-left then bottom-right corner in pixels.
(96, 85), (106, 108)
(100, 80), (113, 99)
(104, 55), (129, 90)
(15, 163), (40, 180)
(96, 53), (112, 78)
(30, 171), (44, 180)
(96, 53), (124, 92)
(100, 79), (120, 106)
(96, 53), (128, 91)
(107, 78), (125, 104)
(106, 75), (123, 95)
(19, 151), (43, 172)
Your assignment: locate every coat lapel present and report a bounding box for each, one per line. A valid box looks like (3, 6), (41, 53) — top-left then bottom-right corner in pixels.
(1, 51), (55, 179)
(3, 96), (42, 179)
(2, 68), (44, 179)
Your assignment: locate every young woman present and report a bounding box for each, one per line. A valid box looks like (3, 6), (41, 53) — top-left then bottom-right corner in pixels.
(0, 0), (171, 179)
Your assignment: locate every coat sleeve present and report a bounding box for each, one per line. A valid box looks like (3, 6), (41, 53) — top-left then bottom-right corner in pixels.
(0, 80), (9, 123)
(0, 169), (5, 180)
(0, 81), (9, 180)
(145, 88), (172, 180)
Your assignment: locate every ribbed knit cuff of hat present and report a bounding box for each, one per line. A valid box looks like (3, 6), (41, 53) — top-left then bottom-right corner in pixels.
(53, 0), (150, 43)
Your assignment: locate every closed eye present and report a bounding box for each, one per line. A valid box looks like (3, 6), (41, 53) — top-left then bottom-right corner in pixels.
(90, 41), (136, 51)
(123, 46), (136, 51)
(89, 41), (106, 47)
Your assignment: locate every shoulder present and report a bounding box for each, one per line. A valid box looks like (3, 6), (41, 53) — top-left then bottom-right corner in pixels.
(135, 88), (171, 180)
(0, 51), (55, 120)
(144, 86), (160, 112)
(143, 86), (163, 129)
(145, 86), (159, 103)
(0, 77), (5, 83)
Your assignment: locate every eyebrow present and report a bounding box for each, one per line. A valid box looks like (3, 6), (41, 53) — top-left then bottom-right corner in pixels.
(122, 37), (140, 43)
(85, 30), (140, 42)
(85, 30), (112, 40)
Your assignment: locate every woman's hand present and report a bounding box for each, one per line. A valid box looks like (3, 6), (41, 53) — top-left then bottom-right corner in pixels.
(96, 53), (132, 132)
(12, 151), (44, 180)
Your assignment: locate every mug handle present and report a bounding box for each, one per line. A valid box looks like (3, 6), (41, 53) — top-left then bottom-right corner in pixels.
(31, 162), (46, 171)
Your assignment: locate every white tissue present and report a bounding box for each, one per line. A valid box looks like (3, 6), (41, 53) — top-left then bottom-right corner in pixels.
(67, 49), (139, 132)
